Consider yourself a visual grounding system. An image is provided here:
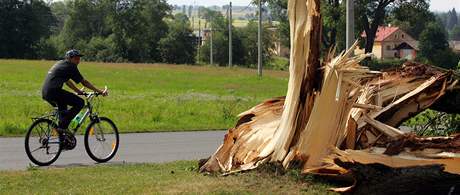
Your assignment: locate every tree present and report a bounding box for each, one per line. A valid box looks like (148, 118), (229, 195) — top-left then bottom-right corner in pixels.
(199, 11), (245, 66)
(0, 0), (56, 59)
(141, 0), (171, 61)
(84, 35), (123, 62)
(200, 7), (221, 29)
(188, 5), (193, 18)
(419, 22), (459, 69)
(239, 20), (275, 65)
(266, 0), (288, 48)
(322, 0), (346, 51)
(58, 0), (115, 59)
(61, 0), (112, 46)
(356, 0), (402, 54)
(447, 8), (458, 31)
(451, 25), (460, 41)
(266, 0), (346, 51)
(57, 0), (171, 62)
(388, 0), (435, 39)
(158, 13), (196, 64)
(50, 1), (70, 34)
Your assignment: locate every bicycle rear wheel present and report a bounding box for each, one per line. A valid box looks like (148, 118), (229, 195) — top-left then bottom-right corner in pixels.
(24, 119), (62, 166)
(84, 117), (119, 163)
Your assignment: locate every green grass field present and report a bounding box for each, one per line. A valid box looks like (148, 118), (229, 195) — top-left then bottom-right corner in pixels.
(0, 59), (288, 136)
(0, 161), (338, 194)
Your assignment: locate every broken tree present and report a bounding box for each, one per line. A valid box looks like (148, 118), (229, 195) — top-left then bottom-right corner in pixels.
(200, 0), (460, 192)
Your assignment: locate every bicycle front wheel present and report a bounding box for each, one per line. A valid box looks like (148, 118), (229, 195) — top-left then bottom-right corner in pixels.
(24, 119), (62, 166)
(84, 117), (119, 163)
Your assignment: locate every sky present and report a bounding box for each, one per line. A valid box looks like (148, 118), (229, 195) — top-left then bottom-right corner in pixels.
(167, 0), (460, 12)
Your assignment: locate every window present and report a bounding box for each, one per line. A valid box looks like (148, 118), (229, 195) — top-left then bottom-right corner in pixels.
(402, 34), (405, 38)
(387, 45), (392, 50)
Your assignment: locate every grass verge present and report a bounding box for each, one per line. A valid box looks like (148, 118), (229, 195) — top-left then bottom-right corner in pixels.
(0, 161), (339, 194)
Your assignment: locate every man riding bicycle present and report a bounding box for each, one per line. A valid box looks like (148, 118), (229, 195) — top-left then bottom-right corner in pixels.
(41, 49), (108, 132)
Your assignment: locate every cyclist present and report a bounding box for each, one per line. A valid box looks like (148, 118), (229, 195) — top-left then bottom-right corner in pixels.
(41, 49), (108, 132)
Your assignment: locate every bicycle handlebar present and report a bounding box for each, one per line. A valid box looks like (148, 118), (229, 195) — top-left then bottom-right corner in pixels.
(79, 86), (108, 98)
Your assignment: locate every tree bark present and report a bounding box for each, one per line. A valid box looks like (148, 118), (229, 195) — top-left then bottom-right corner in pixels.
(362, 0), (395, 54)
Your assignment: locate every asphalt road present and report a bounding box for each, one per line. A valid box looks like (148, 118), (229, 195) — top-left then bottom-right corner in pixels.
(0, 131), (226, 170)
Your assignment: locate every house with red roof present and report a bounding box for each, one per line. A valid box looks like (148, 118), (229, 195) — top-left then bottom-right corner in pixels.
(355, 26), (419, 60)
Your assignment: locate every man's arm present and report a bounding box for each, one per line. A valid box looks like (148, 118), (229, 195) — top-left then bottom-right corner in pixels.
(65, 80), (83, 94)
(81, 79), (108, 96)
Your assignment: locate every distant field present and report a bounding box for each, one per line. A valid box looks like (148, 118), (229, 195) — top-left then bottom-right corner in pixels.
(0, 161), (336, 194)
(190, 18), (249, 30)
(0, 59), (288, 136)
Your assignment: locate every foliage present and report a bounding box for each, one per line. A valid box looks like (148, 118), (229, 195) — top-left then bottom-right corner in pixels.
(404, 110), (460, 136)
(102, 0), (171, 62)
(0, 0), (56, 59)
(158, 13), (197, 64)
(265, 0), (346, 52)
(239, 20), (275, 66)
(0, 0), (204, 63)
(355, 0), (397, 53)
(451, 25), (460, 41)
(365, 58), (406, 71)
(322, 0), (346, 52)
(388, 0), (435, 39)
(266, 56), (289, 71)
(198, 10), (245, 66)
(83, 35), (125, 62)
(33, 38), (59, 60)
(199, 31), (229, 65)
(266, 0), (289, 47)
(446, 8), (458, 31)
(419, 22), (459, 69)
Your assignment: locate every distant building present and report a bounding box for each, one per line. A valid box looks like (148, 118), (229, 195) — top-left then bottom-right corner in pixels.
(355, 26), (419, 60)
(193, 30), (205, 46)
(449, 41), (460, 53)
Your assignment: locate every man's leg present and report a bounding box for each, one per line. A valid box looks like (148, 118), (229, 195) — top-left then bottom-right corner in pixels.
(43, 93), (68, 129)
(55, 90), (84, 129)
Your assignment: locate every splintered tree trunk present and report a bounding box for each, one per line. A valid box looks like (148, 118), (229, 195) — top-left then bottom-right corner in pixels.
(199, 0), (460, 191)
(199, 0), (324, 173)
(270, 0), (322, 162)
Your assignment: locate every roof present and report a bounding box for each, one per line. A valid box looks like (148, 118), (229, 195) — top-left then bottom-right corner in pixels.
(393, 42), (417, 50)
(361, 26), (399, 42)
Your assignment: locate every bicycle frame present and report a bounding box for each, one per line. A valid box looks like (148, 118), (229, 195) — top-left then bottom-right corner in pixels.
(71, 92), (100, 133)
(32, 92), (102, 134)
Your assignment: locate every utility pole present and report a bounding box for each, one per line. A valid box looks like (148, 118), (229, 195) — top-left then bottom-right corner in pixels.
(210, 25), (214, 65)
(192, 3), (195, 32)
(346, 0), (355, 49)
(198, 8), (201, 63)
(258, 0), (263, 77)
(228, 1), (232, 67)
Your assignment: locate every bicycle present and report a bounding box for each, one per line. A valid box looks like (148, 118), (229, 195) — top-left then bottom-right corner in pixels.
(24, 88), (119, 166)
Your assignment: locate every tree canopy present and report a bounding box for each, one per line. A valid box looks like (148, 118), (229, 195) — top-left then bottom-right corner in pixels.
(0, 0), (55, 59)
(419, 22), (459, 69)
